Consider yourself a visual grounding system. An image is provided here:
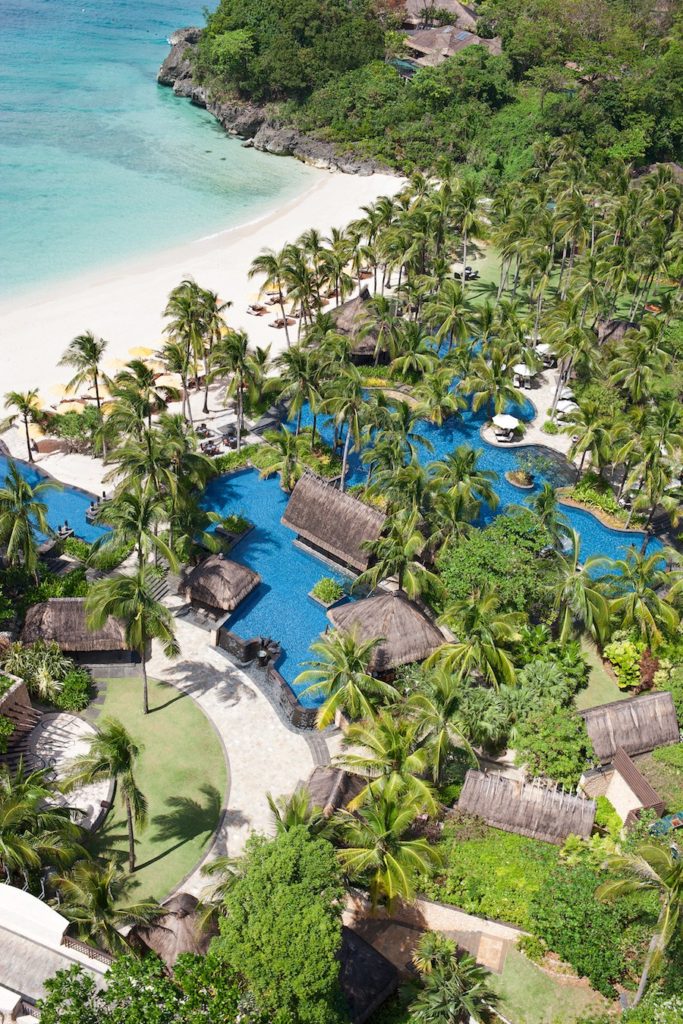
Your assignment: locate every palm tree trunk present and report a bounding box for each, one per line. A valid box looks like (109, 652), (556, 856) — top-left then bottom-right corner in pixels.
(237, 388), (243, 454)
(340, 428), (352, 493)
(311, 412), (317, 448)
(141, 651), (149, 715)
(295, 408), (302, 437)
(203, 351), (210, 415)
(24, 415), (33, 463)
(631, 934), (660, 1008)
(279, 299), (291, 348)
(461, 230), (468, 288)
(125, 795), (136, 871)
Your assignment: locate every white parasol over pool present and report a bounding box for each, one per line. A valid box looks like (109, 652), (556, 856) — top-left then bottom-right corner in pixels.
(492, 413), (520, 430)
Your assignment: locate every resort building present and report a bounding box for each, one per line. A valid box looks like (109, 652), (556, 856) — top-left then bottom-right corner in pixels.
(580, 691), (680, 764)
(21, 597), (132, 666)
(331, 287), (386, 364)
(181, 553), (261, 616)
(327, 591), (444, 674)
(457, 770), (597, 844)
(401, 0), (479, 31)
(0, 883), (110, 1018)
(580, 747), (666, 829)
(131, 893), (217, 967)
(306, 766), (366, 816)
(403, 26), (503, 68)
(282, 474), (387, 573)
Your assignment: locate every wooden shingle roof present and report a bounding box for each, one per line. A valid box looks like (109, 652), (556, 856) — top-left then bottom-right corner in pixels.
(581, 692), (680, 763)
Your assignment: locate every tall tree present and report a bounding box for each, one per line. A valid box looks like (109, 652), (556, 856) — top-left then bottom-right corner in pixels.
(0, 461), (54, 581)
(4, 389), (42, 462)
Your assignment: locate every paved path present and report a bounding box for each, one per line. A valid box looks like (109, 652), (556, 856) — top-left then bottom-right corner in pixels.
(481, 365), (573, 454)
(147, 606), (328, 896)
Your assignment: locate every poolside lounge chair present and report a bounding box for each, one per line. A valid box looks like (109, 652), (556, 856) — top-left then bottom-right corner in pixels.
(269, 317), (295, 329)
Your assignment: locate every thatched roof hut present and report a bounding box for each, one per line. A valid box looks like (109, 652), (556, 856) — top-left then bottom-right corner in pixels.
(131, 892), (217, 967)
(597, 318), (639, 345)
(339, 926), (399, 1024)
(181, 554), (260, 613)
(402, 0), (478, 31)
(580, 692), (680, 764)
(21, 598), (128, 654)
(405, 26), (502, 66)
(282, 474), (386, 572)
(327, 591), (443, 673)
(458, 770), (596, 844)
(330, 287), (382, 360)
(306, 767), (366, 816)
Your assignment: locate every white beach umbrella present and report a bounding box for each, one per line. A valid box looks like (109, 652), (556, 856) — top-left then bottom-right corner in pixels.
(536, 343), (551, 355)
(560, 387), (575, 400)
(556, 400), (578, 414)
(492, 413), (519, 430)
(512, 363), (534, 377)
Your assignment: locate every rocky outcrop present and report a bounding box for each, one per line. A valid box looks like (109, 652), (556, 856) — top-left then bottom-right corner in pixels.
(158, 29), (388, 176)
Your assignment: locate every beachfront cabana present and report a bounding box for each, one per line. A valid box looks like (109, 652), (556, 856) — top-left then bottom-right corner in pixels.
(330, 287), (385, 364)
(282, 474), (386, 572)
(327, 591), (443, 674)
(580, 692), (680, 764)
(404, 26), (502, 67)
(21, 598), (131, 663)
(131, 893), (217, 967)
(457, 770), (596, 844)
(181, 554), (260, 614)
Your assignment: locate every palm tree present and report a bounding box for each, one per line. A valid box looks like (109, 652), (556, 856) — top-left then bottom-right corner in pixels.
(94, 488), (176, 570)
(210, 329), (253, 452)
(356, 509), (440, 599)
(54, 859), (161, 954)
(428, 587), (525, 689)
(408, 667), (475, 784)
(334, 794), (442, 909)
(596, 549), (681, 648)
(266, 788), (326, 836)
(524, 482), (570, 547)
(413, 368), (465, 427)
(338, 711), (437, 814)
(597, 844), (683, 1008)
(0, 461), (54, 581)
(164, 279), (207, 401)
(258, 428), (303, 492)
(199, 286), (231, 413)
(452, 177), (488, 287)
(0, 761), (83, 881)
(409, 951), (497, 1023)
(390, 321), (437, 379)
(276, 346), (319, 436)
(58, 332), (108, 411)
(249, 246), (293, 346)
(63, 718), (147, 871)
(161, 338), (193, 423)
(112, 360), (170, 431)
(296, 629), (395, 728)
(563, 400), (611, 475)
(323, 366), (365, 491)
(461, 348), (524, 420)
(86, 568), (179, 715)
(548, 530), (610, 644)
(423, 279), (473, 351)
(4, 389), (42, 462)
(430, 445), (499, 512)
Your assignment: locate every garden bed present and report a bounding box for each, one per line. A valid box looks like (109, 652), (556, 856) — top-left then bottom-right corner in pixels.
(505, 470), (534, 490)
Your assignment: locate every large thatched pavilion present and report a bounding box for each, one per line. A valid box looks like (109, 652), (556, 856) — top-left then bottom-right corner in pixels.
(580, 691), (680, 764)
(458, 770), (596, 845)
(181, 553), (260, 615)
(21, 597), (132, 664)
(327, 591), (443, 674)
(282, 474), (386, 573)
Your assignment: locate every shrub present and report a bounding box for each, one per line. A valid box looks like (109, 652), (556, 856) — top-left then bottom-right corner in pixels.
(311, 578), (344, 604)
(529, 864), (627, 996)
(0, 674), (13, 698)
(604, 633), (646, 689)
(517, 934), (547, 963)
(515, 705), (593, 787)
(423, 819), (558, 928)
(89, 543), (132, 572)
(61, 537), (92, 562)
(54, 668), (92, 712)
(570, 472), (622, 519)
(594, 796), (623, 840)
(221, 513), (251, 534)
(542, 419), (559, 435)
(652, 743), (683, 771)
(0, 715), (15, 754)
(212, 444), (262, 474)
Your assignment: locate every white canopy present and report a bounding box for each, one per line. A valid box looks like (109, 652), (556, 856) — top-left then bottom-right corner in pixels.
(492, 413), (519, 430)
(536, 343), (551, 355)
(560, 387), (575, 400)
(512, 363), (534, 377)
(556, 400), (578, 414)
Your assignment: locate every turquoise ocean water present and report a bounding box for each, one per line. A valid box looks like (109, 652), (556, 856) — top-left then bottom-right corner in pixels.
(0, 0), (316, 299)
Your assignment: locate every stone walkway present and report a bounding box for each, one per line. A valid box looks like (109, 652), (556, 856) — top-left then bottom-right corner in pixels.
(146, 606), (334, 896)
(481, 365), (572, 454)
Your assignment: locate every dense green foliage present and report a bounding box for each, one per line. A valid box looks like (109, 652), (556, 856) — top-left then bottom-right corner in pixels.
(515, 704), (593, 786)
(423, 815), (559, 928)
(213, 827), (346, 1024)
(0, 640), (92, 710)
(437, 509), (554, 614)
(311, 577), (345, 604)
(0, 715), (15, 754)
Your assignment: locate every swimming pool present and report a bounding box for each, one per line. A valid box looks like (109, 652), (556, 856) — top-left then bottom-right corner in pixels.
(203, 396), (661, 705)
(0, 455), (108, 545)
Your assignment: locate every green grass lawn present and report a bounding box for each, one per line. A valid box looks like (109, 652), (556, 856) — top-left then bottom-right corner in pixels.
(489, 948), (610, 1024)
(86, 677), (227, 903)
(574, 640), (623, 711)
(635, 748), (683, 814)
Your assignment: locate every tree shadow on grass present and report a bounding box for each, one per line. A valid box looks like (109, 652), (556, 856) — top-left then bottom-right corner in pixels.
(135, 783), (223, 871)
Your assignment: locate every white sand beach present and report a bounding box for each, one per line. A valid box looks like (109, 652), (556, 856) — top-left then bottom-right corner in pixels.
(0, 170), (402, 399)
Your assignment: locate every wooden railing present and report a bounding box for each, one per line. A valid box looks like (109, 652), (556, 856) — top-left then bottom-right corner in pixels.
(61, 933), (114, 965)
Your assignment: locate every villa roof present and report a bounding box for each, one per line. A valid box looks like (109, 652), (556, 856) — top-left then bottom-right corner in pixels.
(457, 770), (596, 844)
(21, 598), (128, 653)
(327, 591), (443, 673)
(339, 926), (399, 1024)
(402, 0), (478, 30)
(580, 692), (680, 764)
(331, 287), (379, 357)
(405, 26), (502, 65)
(282, 474), (386, 572)
(131, 893), (217, 967)
(612, 747), (664, 813)
(306, 766), (366, 816)
(181, 554), (260, 612)
(596, 318), (639, 345)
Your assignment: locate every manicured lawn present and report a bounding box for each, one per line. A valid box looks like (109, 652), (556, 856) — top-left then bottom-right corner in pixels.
(86, 677), (227, 903)
(635, 748), (683, 814)
(575, 640), (622, 711)
(489, 948), (611, 1024)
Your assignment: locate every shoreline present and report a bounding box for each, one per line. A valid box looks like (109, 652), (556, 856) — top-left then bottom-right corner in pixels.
(0, 169), (402, 398)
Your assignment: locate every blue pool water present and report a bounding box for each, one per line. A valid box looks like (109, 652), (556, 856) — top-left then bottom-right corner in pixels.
(0, 455), (108, 545)
(203, 397), (662, 704)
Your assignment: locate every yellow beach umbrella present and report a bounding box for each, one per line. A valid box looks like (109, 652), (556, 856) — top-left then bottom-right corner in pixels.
(106, 357), (127, 372)
(58, 400), (87, 414)
(49, 382), (69, 399)
(129, 345), (155, 359)
(28, 422), (45, 440)
(155, 372), (183, 389)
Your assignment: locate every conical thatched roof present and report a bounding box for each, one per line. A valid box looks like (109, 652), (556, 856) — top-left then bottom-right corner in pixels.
(306, 767), (366, 816)
(21, 598), (128, 653)
(182, 554), (260, 612)
(131, 892), (217, 967)
(331, 287), (379, 357)
(282, 474), (386, 572)
(327, 591), (443, 673)
(458, 770), (596, 844)
(580, 692), (680, 764)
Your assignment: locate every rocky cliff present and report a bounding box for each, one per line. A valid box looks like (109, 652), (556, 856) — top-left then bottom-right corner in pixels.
(158, 29), (387, 176)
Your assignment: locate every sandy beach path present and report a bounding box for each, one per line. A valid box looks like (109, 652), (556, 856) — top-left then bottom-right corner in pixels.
(0, 171), (402, 398)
